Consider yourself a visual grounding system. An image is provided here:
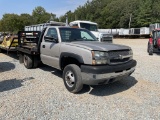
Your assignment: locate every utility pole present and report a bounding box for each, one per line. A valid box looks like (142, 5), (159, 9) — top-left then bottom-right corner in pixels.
(129, 14), (132, 28)
(75, 14), (77, 20)
(50, 13), (54, 21)
(65, 14), (68, 26)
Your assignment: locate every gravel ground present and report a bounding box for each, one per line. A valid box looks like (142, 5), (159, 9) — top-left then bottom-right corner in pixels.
(0, 39), (160, 120)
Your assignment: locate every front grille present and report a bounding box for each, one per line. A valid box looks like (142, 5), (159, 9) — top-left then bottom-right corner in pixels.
(108, 50), (131, 64)
(108, 50), (130, 57)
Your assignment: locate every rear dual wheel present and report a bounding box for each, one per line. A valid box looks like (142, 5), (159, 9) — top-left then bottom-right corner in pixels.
(23, 54), (39, 69)
(24, 54), (33, 69)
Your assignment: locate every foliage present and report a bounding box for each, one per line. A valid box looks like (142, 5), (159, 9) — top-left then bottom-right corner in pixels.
(0, 14), (19, 32)
(32, 6), (56, 24)
(59, 0), (160, 28)
(1, 0), (160, 33)
(0, 6), (58, 33)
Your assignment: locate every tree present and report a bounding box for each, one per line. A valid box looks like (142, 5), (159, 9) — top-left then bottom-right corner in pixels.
(59, 0), (160, 28)
(1, 0), (160, 32)
(135, 0), (152, 27)
(32, 6), (56, 24)
(17, 13), (33, 31)
(0, 20), (3, 32)
(151, 0), (160, 23)
(0, 14), (20, 33)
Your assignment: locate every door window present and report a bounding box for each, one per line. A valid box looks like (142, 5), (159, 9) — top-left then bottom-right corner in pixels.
(46, 28), (58, 39)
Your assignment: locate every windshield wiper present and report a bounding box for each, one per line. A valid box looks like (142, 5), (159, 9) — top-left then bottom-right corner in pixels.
(86, 39), (98, 41)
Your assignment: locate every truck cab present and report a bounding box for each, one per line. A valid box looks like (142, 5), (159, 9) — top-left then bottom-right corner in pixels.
(69, 20), (113, 43)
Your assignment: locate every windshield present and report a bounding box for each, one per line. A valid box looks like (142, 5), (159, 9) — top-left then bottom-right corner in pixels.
(59, 28), (98, 42)
(80, 23), (98, 31)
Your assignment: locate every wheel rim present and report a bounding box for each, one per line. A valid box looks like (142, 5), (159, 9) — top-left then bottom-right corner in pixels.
(65, 71), (75, 88)
(24, 56), (27, 66)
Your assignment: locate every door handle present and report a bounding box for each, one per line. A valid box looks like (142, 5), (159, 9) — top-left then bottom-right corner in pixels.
(42, 45), (45, 48)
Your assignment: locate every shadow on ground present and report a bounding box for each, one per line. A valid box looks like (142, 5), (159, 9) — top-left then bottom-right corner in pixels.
(39, 64), (62, 78)
(79, 76), (138, 96)
(0, 62), (15, 72)
(0, 79), (22, 92)
(0, 51), (18, 60)
(39, 64), (138, 96)
(155, 52), (160, 56)
(0, 77), (34, 92)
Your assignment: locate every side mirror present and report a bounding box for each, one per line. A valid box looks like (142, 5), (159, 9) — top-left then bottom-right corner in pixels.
(44, 36), (58, 43)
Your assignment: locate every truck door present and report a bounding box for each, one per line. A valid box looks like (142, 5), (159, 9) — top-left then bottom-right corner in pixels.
(40, 28), (60, 69)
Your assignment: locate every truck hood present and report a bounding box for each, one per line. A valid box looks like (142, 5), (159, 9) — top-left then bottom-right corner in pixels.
(66, 41), (130, 51)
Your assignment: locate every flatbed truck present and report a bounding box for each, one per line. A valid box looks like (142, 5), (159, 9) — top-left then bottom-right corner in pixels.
(17, 26), (136, 93)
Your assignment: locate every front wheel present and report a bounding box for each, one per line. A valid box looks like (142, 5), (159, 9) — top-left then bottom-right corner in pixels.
(63, 64), (83, 93)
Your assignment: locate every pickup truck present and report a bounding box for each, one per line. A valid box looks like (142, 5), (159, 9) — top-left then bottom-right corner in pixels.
(17, 26), (137, 93)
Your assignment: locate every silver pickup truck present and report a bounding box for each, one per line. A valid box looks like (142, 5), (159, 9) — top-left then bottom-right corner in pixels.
(17, 26), (137, 93)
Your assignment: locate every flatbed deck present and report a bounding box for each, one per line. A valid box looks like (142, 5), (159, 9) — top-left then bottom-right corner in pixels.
(17, 31), (41, 55)
(17, 45), (39, 55)
(21, 45), (37, 49)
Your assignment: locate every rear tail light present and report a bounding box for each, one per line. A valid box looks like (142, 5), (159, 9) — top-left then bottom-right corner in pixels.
(33, 32), (38, 35)
(21, 33), (25, 36)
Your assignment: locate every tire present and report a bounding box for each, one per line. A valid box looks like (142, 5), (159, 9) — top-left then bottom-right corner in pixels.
(148, 43), (153, 55)
(19, 53), (23, 64)
(33, 56), (39, 68)
(147, 42), (149, 52)
(23, 54), (33, 69)
(63, 64), (83, 93)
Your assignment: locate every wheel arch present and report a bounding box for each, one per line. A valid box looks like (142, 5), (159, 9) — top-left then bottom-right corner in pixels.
(60, 52), (84, 70)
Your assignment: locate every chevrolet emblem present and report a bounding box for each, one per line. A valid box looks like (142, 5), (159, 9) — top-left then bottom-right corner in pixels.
(119, 55), (123, 60)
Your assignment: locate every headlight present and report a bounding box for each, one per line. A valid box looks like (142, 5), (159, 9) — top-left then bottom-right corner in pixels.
(129, 49), (133, 55)
(129, 49), (133, 59)
(92, 51), (109, 65)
